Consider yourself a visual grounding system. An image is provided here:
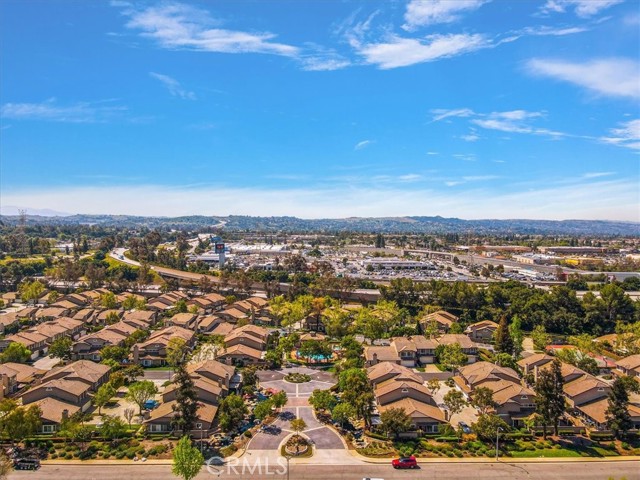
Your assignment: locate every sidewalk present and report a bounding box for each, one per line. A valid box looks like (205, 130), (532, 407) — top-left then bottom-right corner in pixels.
(41, 454), (640, 467)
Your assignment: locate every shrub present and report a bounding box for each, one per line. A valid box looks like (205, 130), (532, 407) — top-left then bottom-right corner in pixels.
(366, 431), (388, 441)
(50, 454), (58, 459)
(65, 453), (73, 460)
(244, 430), (253, 438)
(115, 452), (125, 459)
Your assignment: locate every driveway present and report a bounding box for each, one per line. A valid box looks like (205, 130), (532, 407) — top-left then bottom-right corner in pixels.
(431, 382), (479, 427)
(248, 367), (344, 452)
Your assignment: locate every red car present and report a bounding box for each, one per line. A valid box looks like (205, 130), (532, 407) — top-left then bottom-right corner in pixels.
(392, 456), (418, 469)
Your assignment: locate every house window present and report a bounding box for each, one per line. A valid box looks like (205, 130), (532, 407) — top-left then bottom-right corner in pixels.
(196, 423), (203, 429)
(42, 425), (55, 433)
(401, 388), (409, 393)
(46, 387), (52, 391)
(520, 396), (528, 400)
(597, 387), (604, 392)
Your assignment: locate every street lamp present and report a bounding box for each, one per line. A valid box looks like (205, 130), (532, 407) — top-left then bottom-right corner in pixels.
(284, 453), (293, 480)
(495, 426), (503, 460)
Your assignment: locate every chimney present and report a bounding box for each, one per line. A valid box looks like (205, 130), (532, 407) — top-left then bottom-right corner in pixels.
(133, 345), (139, 363)
(224, 373), (230, 387)
(372, 352), (378, 365)
(62, 409), (69, 421)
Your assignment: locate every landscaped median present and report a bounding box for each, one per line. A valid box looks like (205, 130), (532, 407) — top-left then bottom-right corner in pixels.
(351, 432), (640, 461)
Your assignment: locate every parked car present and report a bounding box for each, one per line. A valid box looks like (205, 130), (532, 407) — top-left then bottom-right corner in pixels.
(14, 458), (40, 470)
(458, 421), (471, 434)
(391, 456), (417, 469)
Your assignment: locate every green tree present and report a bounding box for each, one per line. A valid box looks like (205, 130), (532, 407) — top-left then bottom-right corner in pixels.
(172, 435), (204, 480)
(254, 399), (274, 421)
(339, 368), (374, 426)
(309, 389), (337, 412)
(126, 380), (158, 415)
(0, 342), (31, 363)
(0, 400), (41, 444)
(380, 407), (412, 439)
(290, 418), (307, 435)
(166, 337), (188, 368)
(532, 325), (550, 351)
(331, 403), (356, 428)
(218, 394), (247, 432)
(100, 345), (129, 363)
(443, 389), (467, 416)
(271, 390), (288, 409)
(18, 280), (45, 304)
(100, 415), (127, 441)
(509, 316), (524, 358)
(93, 382), (116, 415)
(534, 359), (565, 438)
(606, 376), (640, 440)
(100, 291), (117, 309)
(171, 364), (199, 434)
(48, 336), (73, 361)
(471, 387), (497, 415)
(122, 364), (144, 383)
(426, 379), (441, 396)
(436, 343), (468, 371)
(473, 414), (510, 442)
(494, 315), (514, 355)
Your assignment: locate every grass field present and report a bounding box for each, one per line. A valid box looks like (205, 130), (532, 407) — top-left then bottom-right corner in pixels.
(510, 445), (620, 458)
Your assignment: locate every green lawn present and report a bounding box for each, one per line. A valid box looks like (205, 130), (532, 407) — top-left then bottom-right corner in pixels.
(510, 448), (581, 458)
(143, 366), (173, 371)
(510, 445), (619, 458)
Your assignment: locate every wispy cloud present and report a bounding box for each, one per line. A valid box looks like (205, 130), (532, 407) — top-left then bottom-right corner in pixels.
(431, 108), (475, 122)
(460, 133), (480, 142)
(581, 172), (615, 179)
(119, 2), (298, 57)
(149, 72), (196, 100)
(0, 98), (126, 123)
(527, 57), (640, 99)
(600, 119), (640, 150)
(354, 33), (488, 69)
(403, 0), (491, 30)
(540, 0), (623, 18)
(354, 139), (373, 150)
(432, 108), (567, 138)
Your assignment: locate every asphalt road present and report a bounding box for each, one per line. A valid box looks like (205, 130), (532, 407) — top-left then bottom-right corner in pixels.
(9, 461), (640, 480)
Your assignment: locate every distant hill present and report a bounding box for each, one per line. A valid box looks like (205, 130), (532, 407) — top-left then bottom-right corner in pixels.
(1, 213), (638, 236)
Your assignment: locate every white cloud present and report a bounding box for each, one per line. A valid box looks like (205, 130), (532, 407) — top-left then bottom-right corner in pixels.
(431, 108), (475, 122)
(354, 139), (373, 150)
(581, 172), (615, 179)
(398, 174), (423, 182)
(149, 72), (196, 100)
(403, 0), (490, 29)
(0, 99), (126, 123)
(120, 3), (298, 57)
(300, 52), (351, 71)
(357, 33), (488, 69)
(461, 134), (480, 142)
(432, 108), (567, 139)
(527, 58), (640, 99)
(541, 0), (623, 17)
(600, 119), (640, 150)
(3, 179), (637, 220)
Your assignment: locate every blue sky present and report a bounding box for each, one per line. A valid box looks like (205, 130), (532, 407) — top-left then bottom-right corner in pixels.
(1, 0), (638, 220)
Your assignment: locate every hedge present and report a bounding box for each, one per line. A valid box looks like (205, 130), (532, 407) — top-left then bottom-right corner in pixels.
(435, 436), (459, 442)
(589, 432), (614, 441)
(366, 431), (389, 441)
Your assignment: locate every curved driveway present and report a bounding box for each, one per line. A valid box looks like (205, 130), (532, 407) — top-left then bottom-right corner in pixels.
(248, 367), (344, 451)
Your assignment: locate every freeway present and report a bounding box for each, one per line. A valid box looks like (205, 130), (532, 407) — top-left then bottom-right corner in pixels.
(9, 460), (640, 480)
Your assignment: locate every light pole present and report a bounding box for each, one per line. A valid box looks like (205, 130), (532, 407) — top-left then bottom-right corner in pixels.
(284, 453), (293, 480)
(495, 426), (503, 460)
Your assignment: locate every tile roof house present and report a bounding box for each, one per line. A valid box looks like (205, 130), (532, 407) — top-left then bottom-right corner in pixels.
(364, 336), (438, 367)
(223, 324), (271, 351)
(132, 326), (195, 367)
(216, 344), (265, 366)
(144, 400), (218, 435)
(465, 320), (499, 343)
(167, 312), (198, 330)
(42, 360), (111, 391)
(378, 398), (446, 433)
(563, 374), (611, 408)
(419, 310), (459, 333)
(454, 362), (521, 394)
(367, 362), (424, 386)
(21, 378), (93, 411)
(73, 328), (128, 361)
(33, 397), (81, 433)
(616, 354), (640, 377)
